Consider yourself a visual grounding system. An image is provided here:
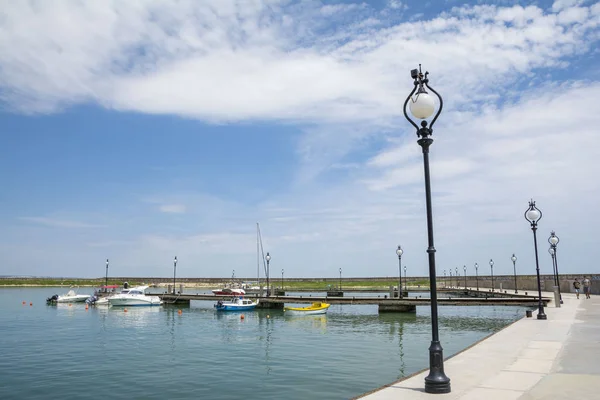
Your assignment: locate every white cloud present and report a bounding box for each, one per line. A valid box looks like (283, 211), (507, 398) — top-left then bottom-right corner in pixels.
(1, 1), (600, 278)
(159, 204), (186, 214)
(19, 217), (105, 229)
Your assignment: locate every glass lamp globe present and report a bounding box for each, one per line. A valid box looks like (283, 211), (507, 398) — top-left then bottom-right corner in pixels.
(526, 209), (541, 222)
(489, 259), (494, 266)
(409, 92), (435, 119)
(266, 253), (271, 262)
(396, 246), (403, 257)
(549, 235), (559, 245)
(511, 254), (517, 262)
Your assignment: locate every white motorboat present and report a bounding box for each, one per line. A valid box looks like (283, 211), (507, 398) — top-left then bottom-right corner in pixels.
(108, 286), (162, 307)
(47, 287), (91, 304)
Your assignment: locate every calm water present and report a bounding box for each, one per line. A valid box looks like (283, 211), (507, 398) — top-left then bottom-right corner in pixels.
(0, 287), (526, 400)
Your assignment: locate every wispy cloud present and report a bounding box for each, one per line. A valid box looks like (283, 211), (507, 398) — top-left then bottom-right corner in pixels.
(19, 217), (106, 229)
(159, 204), (186, 214)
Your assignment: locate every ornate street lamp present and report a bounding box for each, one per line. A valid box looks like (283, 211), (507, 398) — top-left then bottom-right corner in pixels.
(474, 263), (479, 292)
(455, 267), (459, 288)
(404, 265), (407, 292)
(105, 259), (109, 291)
(463, 265), (467, 289)
(173, 256), (177, 294)
(396, 245), (404, 298)
(511, 254), (518, 294)
(489, 259), (494, 292)
(403, 64), (450, 393)
(443, 270), (447, 288)
(281, 269), (284, 291)
(339, 268), (343, 290)
(524, 200), (547, 320)
(265, 252), (271, 296)
(548, 231), (563, 304)
(449, 269), (452, 288)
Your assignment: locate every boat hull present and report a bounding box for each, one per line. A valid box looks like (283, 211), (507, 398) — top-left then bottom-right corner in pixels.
(212, 289), (246, 296)
(215, 304), (257, 311)
(284, 303), (330, 315)
(56, 295), (90, 303)
(109, 297), (162, 307)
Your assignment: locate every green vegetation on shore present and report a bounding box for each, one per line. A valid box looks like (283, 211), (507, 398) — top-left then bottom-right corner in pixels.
(0, 278), (145, 287)
(0, 277), (431, 289)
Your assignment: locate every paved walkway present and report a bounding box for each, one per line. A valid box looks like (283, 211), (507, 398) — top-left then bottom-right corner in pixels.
(357, 292), (599, 399)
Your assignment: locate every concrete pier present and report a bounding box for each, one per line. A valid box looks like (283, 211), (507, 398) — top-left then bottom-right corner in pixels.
(356, 291), (599, 399)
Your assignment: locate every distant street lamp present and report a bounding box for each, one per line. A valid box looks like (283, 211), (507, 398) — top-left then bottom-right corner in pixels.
(443, 270), (447, 288)
(339, 268), (343, 290)
(449, 269), (453, 288)
(511, 254), (518, 294)
(232, 269), (235, 280)
(281, 269), (284, 291)
(463, 265), (467, 289)
(403, 64), (450, 393)
(265, 252), (271, 296)
(173, 256), (177, 294)
(474, 263), (479, 292)
(524, 199), (547, 320)
(404, 265), (407, 292)
(548, 231), (563, 304)
(105, 259), (109, 291)
(489, 259), (494, 292)
(455, 267), (458, 288)
(396, 245), (404, 298)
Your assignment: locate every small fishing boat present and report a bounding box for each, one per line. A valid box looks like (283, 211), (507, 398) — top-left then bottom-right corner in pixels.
(46, 287), (91, 304)
(214, 297), (258, 311)
(212, 287), (246, 296)
(284, 302), (330, 316)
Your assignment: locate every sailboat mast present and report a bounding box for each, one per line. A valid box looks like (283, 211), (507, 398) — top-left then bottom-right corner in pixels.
(256, 223), (260, 287)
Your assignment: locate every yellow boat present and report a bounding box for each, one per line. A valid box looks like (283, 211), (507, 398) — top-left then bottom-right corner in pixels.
(283, 302), (330, 315)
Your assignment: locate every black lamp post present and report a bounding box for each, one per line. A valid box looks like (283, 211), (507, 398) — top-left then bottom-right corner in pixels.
(455, 267), (459, 289)
(474, 263), (479, 292)
(173, 256), (177, 294)
(463, 265), (467, 289)
(265, 252), (271, 296)
(489, 259), (494, 292)
(449, 269), (452, 288)
(443, 270), (446, 288)
(511, 254), (518, 294)
(548, 231), (563, 304)
(396, 245), (404, 298)
(524, 199), (547, 320)
(281, 269), (284, 290)
(404, 265), (407, 292)
(403, 64), (450, 393)
(105, 259), (109, 291)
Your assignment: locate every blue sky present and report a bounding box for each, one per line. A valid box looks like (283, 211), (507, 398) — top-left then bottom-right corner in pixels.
(1, 0), (600, 279)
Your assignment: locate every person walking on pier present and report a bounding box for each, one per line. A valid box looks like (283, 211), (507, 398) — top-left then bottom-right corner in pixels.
(582, 277), (591, 299)
(573, 279), (581, 299)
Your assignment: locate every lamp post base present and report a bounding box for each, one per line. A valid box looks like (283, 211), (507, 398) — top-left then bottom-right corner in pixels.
(424, 341), (451, 394)
(537, 312), (547, 320)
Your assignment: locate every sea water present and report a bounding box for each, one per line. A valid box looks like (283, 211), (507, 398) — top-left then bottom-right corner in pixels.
(0, 287), (525, 399)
